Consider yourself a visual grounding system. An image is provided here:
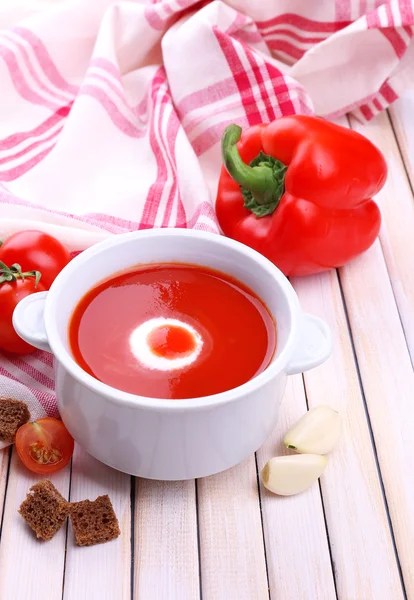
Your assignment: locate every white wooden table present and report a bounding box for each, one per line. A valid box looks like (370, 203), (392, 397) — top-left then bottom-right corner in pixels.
(0, 95), (414, 600)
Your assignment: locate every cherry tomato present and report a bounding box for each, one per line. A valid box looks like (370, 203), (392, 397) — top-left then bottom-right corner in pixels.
(15, 418), (74, 475)
(0, 231), (70, 289)
(0, 265), (46, 354)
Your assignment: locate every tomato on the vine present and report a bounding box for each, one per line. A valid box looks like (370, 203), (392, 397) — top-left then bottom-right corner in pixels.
(15, 417), (74, 475)
(0, 263), (45, 354)
(0, 231), (70, 290)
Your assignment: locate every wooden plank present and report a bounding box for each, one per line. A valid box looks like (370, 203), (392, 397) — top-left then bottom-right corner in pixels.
(338, 243), (414, 597)
(197, 456), (269, 600)
(350, 109), (414, 356)
(256, 375), (337, 600)
(63, 446), (131, 600)
(0, 447), (10, 528)
(389, 92), (414, 187)
(293, 270), (404, 600)
(344, 112), (414, 596)
(0, 448), (70, 600)
(134, 479), (200, 600)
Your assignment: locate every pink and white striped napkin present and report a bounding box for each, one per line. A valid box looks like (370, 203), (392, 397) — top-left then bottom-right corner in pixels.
(0, 0), (413, 430)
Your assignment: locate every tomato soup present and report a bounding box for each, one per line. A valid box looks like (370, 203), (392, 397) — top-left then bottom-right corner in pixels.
(69, 263), (276, 399)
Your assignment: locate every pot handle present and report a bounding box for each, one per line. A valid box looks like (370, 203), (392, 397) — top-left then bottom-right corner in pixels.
(286, 313), (332, 375)
(12, 291), (51, 353)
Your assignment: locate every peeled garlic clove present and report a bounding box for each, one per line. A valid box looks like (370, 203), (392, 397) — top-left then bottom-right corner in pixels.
(262, 454), (327, 496)
(283, 405), (341, 455)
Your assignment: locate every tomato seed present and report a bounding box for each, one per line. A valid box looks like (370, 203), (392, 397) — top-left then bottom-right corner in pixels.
(29, 442), (63, 465)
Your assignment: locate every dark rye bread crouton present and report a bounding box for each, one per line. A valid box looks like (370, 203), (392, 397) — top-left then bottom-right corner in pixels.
(19, 479), (69, 541)
(69, 495), (120, 546)
(0, 397), (30, 443)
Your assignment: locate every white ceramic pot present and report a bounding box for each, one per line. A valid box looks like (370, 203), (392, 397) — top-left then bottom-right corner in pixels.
(13, 229), (332, 481)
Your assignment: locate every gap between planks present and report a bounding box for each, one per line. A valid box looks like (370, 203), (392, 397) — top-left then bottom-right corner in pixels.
(336, 267), (406, 597)
(62, 447), (132, 600)
(0, 448), (71, 600)
(0, 106), (412, 600)
(256, 375), (336, 600)
(342, 105), (414, 597)
(292, 267), (404, 600)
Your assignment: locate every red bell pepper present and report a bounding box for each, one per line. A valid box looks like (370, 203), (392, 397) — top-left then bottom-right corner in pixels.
(216, 116), (387, 276)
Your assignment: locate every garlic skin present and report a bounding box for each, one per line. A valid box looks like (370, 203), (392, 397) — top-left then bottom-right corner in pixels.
(283, 405), (342, 455)
(262, 454), (328, 496)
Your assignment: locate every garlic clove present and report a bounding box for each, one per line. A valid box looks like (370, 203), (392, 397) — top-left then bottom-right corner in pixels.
(283, 405), (342, 455)
(261, 454), (327, 496)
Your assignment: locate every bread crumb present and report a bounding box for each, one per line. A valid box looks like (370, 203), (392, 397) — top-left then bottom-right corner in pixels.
(19, 479), (69, 541)
(69, 495), (120, 547)
(0, 397), (30, 443)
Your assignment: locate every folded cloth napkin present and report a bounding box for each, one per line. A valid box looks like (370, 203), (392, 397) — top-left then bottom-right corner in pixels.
(0, 0), (413, 437)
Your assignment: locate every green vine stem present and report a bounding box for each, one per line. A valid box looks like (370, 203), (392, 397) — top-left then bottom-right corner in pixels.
(0, 261), (42, 287)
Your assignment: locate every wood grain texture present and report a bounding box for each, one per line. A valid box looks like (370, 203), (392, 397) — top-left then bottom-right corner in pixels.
(63, 446), (131, 600)
(389, 92), (414, 186)
(344, 110), (414, 597)
(134, 479), (199, 600)
(350, 109), (414, 359)
(0, 449), (70, 600)
(293, 270), (404, 600)
(197, 456), (269, 600)
(0, 448), (10, 526)
(256, 375), (336, 600)
(0, 110), (413, 600)
(338, 242), (414, 597)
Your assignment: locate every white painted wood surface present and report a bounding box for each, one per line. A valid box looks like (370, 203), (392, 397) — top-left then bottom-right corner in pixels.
(346, 111), (414, 597)
(294, 270), (405, 600)
(134, 479), (199, 599)
(256, 375), (337, 600)
(63, 446), (132, 600)
(197, 456), (268, 600)
(389, 91), (414, 186)
(0, 449), (70, 600)
(350, 111), (414, 359)
(1, 104), (414, 600)
(0, 448), (10, 525)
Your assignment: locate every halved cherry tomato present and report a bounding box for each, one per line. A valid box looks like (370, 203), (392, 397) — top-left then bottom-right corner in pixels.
(0, 263), (46, 354)
(0, 231), (71, 289)
(15, 418), (74, 474)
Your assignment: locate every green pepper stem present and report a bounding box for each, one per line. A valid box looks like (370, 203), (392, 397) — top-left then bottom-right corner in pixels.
(221, 124), (285, 206)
